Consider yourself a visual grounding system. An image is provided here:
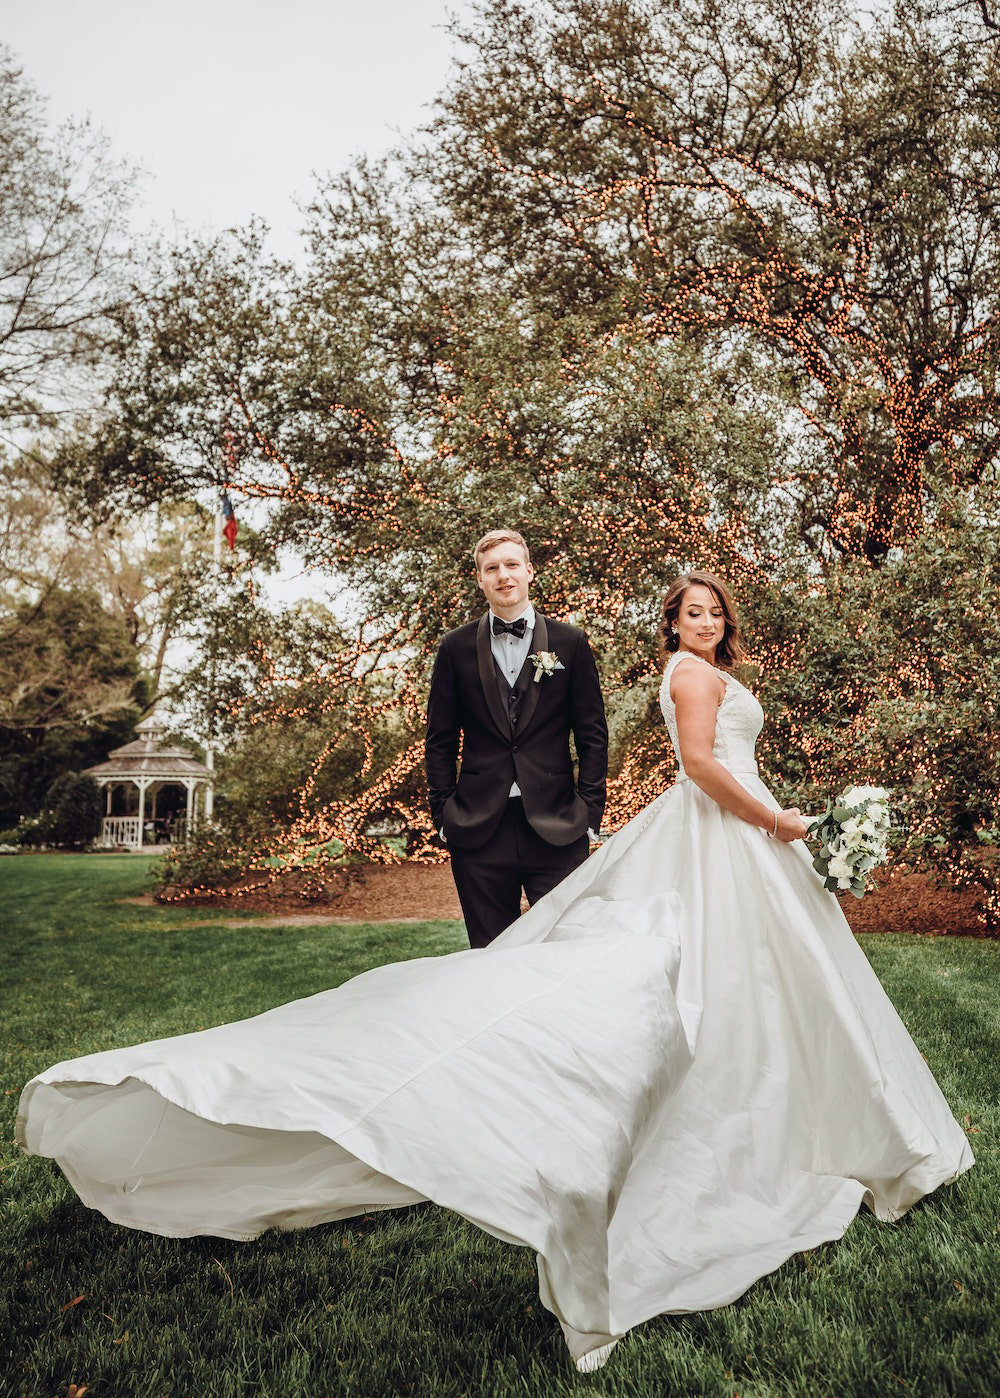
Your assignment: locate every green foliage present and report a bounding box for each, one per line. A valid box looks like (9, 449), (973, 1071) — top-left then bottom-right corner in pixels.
(0, 587), (147, 826)
(0, 855), (996, 1396)
(0, 585), (142, 730)
(11, 809), (56, 848)
(437, 0), (1000, 558)
(163, 594), (426, 878)
(749, 485), (1000, 920)
(45, 771), (104, 848)
(51, 223), (293, 529)
(3, 773), (105, 849)
(213, 712), (407, 837)
(157, 827), (260, 897)
(155, 700), (426, 897)
(0, 711), (139, 833)
(0, 455), (234, 831)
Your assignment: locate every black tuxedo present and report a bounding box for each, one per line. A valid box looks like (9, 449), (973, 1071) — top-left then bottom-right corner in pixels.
(426, 612), (608, 946)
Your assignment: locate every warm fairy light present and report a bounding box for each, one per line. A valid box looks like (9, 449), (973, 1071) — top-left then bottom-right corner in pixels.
(470, 68), (1000, 563)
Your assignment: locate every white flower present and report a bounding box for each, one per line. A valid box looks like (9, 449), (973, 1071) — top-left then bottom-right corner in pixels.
(812, 784), (892, 900)
(842, 784), (889, 808)
(529, 650), (565, 683)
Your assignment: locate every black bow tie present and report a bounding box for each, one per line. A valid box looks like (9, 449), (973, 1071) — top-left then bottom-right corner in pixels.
(492, 615), (527, 638)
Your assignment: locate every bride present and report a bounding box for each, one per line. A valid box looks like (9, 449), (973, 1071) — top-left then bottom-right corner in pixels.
(16, 571), (973, 1372)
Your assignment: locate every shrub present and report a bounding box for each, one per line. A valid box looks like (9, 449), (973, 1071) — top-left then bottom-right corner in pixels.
(154, 823), (259, 900)
(15, 811), (56, 848)
(44, 772), (104, 848)
(745, 490), (1000, 924)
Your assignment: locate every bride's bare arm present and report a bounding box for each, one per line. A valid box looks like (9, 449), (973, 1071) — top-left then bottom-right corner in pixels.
(671, 662), (807, 843)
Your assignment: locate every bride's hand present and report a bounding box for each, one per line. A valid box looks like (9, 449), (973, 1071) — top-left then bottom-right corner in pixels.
(774, 808), (809, 843)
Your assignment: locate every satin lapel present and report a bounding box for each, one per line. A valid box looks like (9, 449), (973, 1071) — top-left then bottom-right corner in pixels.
(516, 613), (548, 735)
(476, 613), (512, 737)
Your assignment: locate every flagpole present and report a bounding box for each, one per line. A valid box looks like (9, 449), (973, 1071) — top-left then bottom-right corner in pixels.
(203, 502), (223, 822)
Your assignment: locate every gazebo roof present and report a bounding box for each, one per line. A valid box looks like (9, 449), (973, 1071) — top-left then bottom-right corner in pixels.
(85, 716), (211, 783)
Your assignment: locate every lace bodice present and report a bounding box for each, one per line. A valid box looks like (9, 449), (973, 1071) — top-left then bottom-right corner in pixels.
(658, 651), (764, 780)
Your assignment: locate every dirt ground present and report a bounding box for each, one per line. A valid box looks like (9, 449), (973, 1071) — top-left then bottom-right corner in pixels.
(162, 859), (995, 937)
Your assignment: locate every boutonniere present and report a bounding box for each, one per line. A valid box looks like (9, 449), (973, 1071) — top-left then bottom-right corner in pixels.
(529, 651), (565, 683)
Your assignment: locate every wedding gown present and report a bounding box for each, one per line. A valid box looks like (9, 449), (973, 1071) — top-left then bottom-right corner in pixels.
(16, 652), (973, 1370)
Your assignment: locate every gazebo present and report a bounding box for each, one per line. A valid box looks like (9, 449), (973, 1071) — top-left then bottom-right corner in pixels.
(85, 717), (213, 850)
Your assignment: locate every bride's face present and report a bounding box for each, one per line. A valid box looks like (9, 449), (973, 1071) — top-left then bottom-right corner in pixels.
(675, 584), (726, 662)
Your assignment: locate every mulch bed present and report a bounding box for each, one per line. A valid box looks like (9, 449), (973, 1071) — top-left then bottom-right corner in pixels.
(159, 861), (465, 923)
(158, 860), (995, 936)
(835, 871), (994, 938)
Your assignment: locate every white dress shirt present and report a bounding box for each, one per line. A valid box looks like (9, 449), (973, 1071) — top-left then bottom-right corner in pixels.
(489, 603), (534, 796)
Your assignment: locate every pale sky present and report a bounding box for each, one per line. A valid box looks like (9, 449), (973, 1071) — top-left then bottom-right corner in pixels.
(4, 0), (473, 261)
(3, 1), (479, 612)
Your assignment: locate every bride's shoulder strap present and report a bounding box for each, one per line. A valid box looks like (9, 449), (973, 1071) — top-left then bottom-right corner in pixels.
(665, 651), (712, 675)
(665, 651), (726, 703)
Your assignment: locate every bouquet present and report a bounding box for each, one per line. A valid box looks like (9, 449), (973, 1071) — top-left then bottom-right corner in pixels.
(808, 785), (891, 899)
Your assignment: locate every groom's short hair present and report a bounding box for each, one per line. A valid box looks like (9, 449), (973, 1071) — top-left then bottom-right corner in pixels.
(473, 529), (530, 569)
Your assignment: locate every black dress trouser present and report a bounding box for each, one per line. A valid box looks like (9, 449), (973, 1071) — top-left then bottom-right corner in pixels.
(448, 797), (590, 949)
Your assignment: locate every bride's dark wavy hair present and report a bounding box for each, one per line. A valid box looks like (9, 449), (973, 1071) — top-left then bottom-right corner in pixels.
(657, 571), (747, 671)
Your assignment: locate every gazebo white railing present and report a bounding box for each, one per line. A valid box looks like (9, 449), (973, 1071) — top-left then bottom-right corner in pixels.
(100, 816), (143, 847)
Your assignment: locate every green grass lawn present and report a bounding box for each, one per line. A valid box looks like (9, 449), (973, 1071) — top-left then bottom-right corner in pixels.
(1, 854), (996, 1398)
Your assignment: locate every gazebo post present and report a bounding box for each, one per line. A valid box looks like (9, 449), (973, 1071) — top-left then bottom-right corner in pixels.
(105, 784), (113, 816)
(137, 778), (148, 849)
(185, 782), (194, 834)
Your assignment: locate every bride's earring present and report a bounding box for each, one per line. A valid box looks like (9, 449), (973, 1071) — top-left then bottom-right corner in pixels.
(671, 625), (679, 636)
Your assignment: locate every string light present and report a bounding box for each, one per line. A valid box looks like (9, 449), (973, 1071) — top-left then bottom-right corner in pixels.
(472, 69), (1000, 561)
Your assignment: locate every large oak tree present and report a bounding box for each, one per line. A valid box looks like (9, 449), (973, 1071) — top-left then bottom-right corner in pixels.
(435, 0), (1000, 560)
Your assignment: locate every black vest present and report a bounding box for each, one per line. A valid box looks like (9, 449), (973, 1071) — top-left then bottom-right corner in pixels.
(493, 656), (532, 732)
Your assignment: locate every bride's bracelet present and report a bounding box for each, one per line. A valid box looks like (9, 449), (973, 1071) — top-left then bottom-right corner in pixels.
(766, 811), (779, 838)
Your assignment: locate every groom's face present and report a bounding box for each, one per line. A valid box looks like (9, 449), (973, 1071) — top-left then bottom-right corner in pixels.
(476, 543), (535, 619)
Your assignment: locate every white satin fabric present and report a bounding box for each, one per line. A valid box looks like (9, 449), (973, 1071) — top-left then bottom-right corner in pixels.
(17, 653), (973, 1370)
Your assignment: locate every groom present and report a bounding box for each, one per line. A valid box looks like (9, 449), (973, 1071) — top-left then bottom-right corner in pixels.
(426, 529), (608, 948)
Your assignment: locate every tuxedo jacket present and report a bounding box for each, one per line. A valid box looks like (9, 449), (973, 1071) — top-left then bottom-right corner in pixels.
(425, 612), (608, 850)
